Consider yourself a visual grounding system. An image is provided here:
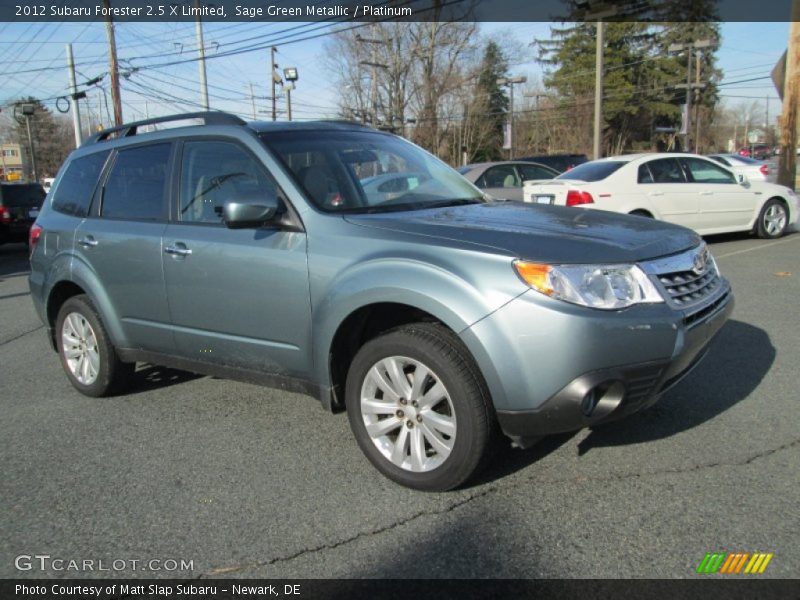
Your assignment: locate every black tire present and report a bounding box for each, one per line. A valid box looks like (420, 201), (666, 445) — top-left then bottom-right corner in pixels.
(345, 323), (495, 492)
(756, 198), (789, 239)
(55, 294), (134, 397)
(629, 210), (653, 218)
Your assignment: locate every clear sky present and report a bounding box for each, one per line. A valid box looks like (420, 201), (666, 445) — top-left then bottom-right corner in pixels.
(0, 20), (789, 130)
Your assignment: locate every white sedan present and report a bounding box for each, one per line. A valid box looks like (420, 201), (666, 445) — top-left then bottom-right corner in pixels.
(523, 153), (798, 238)
(707, 153), (777, 184)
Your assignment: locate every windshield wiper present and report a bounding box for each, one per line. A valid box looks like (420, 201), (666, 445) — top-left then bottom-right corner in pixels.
(422, 198), (485, 209)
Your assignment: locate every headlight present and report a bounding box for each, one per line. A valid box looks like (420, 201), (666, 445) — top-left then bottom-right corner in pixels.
(514, 260), (664, 310)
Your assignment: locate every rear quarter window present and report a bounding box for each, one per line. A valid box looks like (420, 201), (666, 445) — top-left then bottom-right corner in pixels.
(51, 151), (110, 217)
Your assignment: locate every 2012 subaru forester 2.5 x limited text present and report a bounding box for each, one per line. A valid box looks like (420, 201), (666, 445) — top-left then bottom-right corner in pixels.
(29, 113), (733, 491)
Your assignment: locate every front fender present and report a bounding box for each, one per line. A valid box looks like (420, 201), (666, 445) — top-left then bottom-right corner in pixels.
(311, 256), (524, 389)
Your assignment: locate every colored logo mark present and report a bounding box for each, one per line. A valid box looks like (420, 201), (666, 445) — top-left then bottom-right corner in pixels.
(696, 552), (774, 574)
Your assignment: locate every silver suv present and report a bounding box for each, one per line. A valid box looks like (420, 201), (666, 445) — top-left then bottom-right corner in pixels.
(29, 113), (733, 491)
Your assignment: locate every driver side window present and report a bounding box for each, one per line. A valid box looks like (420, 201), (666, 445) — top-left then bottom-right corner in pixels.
(179, 141), (280, 224)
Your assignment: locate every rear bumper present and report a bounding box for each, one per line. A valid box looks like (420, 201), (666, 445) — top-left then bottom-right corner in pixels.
(461, 280), (733, 443)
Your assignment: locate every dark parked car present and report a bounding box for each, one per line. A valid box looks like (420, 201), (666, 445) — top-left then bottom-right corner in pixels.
(30, 112), (732, 491)
(0, 182), (46, 245)
(737, 144), (772, 160)
(516, 153), (589, 173)
(457, 161), (558, 201)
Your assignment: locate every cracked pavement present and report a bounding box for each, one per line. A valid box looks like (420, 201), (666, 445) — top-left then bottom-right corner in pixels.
(1, 232), (798, 579)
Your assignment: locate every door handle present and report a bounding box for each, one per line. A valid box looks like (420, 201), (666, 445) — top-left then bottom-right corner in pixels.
(700, 191), (713, 196)
(164, 244), (192, 257)
(648, 192), (664, 197)
(77, 236), (98, 247)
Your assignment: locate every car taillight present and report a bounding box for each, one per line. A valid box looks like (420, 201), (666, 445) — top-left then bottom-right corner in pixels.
(760, 164), (769, 176)
(566, 190), (594, 206)
(0, 205), (10, 224)
(29, 224), (42, 258)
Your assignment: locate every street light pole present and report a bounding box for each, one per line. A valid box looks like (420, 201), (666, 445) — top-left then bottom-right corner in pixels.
(17, 104), (38, 182)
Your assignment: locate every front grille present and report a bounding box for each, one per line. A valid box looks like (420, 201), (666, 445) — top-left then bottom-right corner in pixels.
(657, 267), (721, 308)
(643, 245), (723, 311)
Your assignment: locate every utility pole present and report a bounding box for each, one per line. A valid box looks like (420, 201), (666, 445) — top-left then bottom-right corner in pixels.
(195, 0), (209, 110)
(65, 43), (83, 148)
(357, 31), (387, 127)
(249, 83), (257, 120)
(270, 46), (280, 121)
(593, 20), (605, 160)
(778, 1), (799, 189)
(102, 0), (123, 126)
(694, 50), (702, 153)
(497, 76), (527, 159)
(670, 39), (713, 153)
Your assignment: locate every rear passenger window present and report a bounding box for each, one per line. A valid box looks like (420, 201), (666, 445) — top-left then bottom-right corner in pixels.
(51, 151), (110, 217)
(102, 144), (170, 220)
(642, 158), (686, 184)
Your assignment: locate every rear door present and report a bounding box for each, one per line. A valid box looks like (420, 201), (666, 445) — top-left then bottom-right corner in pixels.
(636, 157), (698, 228)
(73, 142), (175, 352)
(161, 138), (310, 377)
(679, 156), (756, 231)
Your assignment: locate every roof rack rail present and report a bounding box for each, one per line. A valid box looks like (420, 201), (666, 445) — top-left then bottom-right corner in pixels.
(319, 119), (369, 127)
(83, 111), (246, 146)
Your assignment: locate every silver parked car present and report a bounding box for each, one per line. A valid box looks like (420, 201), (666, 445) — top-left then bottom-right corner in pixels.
(458, 161), (558, 201)
(30, 113), (732, 491)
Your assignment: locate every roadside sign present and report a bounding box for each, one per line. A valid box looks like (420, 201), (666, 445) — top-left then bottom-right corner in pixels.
(771, 50), (787, 100)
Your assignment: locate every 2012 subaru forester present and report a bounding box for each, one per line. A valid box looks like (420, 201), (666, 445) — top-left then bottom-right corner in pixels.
(29, 113), (733, 491)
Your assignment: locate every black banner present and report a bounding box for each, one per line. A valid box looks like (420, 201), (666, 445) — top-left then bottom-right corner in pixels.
(3, 579), (800, 600)
(0, 0), (795, 23)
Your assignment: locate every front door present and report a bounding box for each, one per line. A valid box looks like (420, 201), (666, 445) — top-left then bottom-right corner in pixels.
(162, 139), (311, 377)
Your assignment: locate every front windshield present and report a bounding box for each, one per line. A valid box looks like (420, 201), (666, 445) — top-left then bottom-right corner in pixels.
(261, 130), (483, 213)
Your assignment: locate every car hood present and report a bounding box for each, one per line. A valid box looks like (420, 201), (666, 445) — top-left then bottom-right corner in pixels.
(344, 202), (702, 263)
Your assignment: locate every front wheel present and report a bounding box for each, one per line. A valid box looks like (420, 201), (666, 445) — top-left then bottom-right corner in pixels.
(345, 323), (494, 492)
(756, 199), (788, 239)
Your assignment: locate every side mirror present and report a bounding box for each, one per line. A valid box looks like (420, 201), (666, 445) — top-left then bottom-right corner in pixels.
(222, 196), (279, 229)
(738, 173), (748, 184)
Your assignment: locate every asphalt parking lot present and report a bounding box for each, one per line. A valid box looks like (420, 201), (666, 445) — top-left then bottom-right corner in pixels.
(1, 232), (798, 580)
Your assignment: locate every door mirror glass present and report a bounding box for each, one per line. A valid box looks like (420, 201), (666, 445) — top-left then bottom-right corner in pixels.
(223, 196), (278, 229)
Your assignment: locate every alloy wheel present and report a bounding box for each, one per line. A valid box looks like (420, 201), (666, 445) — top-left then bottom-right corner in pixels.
(61, 312), (100, 385)
(360, 356), (456, 473)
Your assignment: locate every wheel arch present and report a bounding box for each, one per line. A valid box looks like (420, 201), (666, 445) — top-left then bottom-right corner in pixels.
(319, 297), (472, 412)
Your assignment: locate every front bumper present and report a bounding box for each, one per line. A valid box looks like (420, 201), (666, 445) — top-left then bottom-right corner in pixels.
(460, 276), (733, 443)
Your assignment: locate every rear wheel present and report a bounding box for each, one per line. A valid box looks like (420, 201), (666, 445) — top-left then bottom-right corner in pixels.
(345, 323), (494, 492)
(756, 198), (788, 239)
(629, 209), (653, 218)
(56, 295), (134, 397)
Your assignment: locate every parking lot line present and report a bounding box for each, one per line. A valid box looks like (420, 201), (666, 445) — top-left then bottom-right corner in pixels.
(714, 234), (800, 260)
